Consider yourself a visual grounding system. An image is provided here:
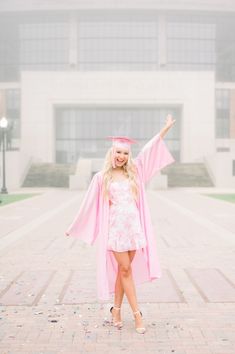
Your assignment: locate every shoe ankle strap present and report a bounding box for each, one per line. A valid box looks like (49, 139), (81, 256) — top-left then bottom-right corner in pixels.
(133, 309), (143, 316)
(133, 310), (140, 315)
(113, 305), (121, 310)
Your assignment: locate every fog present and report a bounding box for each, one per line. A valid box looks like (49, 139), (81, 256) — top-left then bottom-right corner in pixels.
(0, 0), (235, 189)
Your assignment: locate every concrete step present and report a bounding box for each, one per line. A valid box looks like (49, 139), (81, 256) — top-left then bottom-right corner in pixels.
(22, 163), (76, 188)
(162, 162), (214, 187)
(22, 162), (213, 188)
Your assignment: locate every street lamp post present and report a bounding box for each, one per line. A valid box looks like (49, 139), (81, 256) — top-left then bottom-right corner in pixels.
(0, 116), (8, 194)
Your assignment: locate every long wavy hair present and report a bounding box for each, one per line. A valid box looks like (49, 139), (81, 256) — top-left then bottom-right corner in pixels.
(101, 147), (139, 201)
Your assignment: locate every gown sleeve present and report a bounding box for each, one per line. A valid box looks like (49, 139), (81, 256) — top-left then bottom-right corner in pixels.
(134, 133), (175, 184)
(65, 173), (100, 246)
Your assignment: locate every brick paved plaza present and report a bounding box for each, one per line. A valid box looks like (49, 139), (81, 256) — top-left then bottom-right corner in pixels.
(0, 187), (235, 354)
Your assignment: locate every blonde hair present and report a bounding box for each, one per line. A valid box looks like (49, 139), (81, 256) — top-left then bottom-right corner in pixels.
(101, 147), (139, 201)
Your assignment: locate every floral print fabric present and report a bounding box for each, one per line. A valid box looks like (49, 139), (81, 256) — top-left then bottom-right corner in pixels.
(107, 179), (146, 252)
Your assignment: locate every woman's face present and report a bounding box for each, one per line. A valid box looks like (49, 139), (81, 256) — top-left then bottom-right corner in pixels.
(114, 148), (129, 168)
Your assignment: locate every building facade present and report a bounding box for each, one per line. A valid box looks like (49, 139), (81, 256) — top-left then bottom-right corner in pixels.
(0, 0), (235, 187)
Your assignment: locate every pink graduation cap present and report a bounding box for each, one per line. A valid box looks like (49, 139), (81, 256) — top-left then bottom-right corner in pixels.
(107, 136), (138, 149)
(106, 136), (138, 168)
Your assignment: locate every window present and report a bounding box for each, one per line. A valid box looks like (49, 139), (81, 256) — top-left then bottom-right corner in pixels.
(78, 21), (158, 70)
(215, 89), (230, 138)
(216, 18), (235, 82)
(19, 22), (69, 70)
(0, 19), (19, 81)
(5, 89), (21, 150)
(166, 19), (216, 70)
(55, 106), (180, 163)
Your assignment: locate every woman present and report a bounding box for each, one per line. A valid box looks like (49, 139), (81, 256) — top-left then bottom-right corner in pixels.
(65, 114), (176, 334)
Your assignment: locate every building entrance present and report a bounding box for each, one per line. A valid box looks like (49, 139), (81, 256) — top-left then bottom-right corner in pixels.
(55, 106), (181, 163)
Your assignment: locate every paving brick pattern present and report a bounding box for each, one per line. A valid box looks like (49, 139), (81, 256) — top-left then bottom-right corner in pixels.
(0, 187), (235, 354)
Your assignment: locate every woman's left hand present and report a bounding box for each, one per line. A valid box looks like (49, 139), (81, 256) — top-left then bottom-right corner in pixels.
(165, 114), (176, 129)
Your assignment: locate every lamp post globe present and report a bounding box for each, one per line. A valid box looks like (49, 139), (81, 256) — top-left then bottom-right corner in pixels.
(0, 116), (8, 194)
(0, 117), (8, 129)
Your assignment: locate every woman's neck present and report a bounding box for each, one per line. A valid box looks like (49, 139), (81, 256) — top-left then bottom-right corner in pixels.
(113, 167), (124, 172)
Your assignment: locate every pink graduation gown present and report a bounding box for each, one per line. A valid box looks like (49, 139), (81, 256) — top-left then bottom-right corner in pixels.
(65, 133), (175, 302)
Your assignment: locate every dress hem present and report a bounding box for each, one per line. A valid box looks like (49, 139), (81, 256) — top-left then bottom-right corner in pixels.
(107, 246), (146, 252)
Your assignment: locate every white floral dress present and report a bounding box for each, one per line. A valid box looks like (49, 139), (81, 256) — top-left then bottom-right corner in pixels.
(107, 179), (147, 252)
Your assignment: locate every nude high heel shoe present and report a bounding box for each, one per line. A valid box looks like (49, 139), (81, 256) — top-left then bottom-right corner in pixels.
(133, 310), (146, 334)
(110, 305), (123, 328)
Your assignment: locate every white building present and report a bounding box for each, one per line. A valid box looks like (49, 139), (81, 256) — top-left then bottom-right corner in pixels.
(0, 0), (235, 188)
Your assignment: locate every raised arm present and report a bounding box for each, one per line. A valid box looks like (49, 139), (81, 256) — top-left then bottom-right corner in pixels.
(159, 114), (176, 139)
(134, 114), (176, 184)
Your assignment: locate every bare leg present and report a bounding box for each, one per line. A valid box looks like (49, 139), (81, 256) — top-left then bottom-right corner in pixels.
(112, 250), (144, 329)
(112, 250), (136, 323)
(114, 250), (136, 306)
